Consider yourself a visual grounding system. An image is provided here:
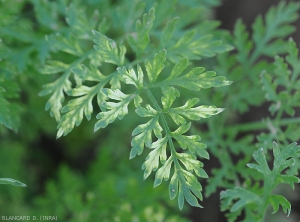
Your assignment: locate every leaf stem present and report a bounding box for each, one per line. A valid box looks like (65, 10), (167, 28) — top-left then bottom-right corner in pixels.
(145, 88), (181, 167)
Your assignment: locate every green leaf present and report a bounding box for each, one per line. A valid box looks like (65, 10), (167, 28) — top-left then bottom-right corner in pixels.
(57, 84), (107, 138)
(251, 1), (300, 61)
(71, 64), (106, 82)
(268, 195), (291, 216)
(170, 99), (224, 124)
(92, 30), (126, 66)
(275, 174), (300, 190)
(161, 86), (180, 110)
(128, 7), (155, 54)
(227, 142), (300, 217)
(262, 39), (300, 116)
(46, 33), (82, 56)
(246, 148), (271, 175)
(154, 157), (173, 188)
(233, 19), (253, 64)
(0, 77), (22, 131)
(177, 153), (205, 177)
(158, 57), (232, 90)
(220, 187), (262, 212)
(167, 30), (233, 63)
(66, 4), (99, 38)
(94, 89), (134, 131)
(142, 136), (168, 179)
(0, 97), (21, 132)
(130, 114), (162, 159)
(117, 65), (144, 89)
(172, 169), (203, 210)
(144, 50), (166, 84)
(160, 17), (179, 47)
(0, 178), (27, 187)
(39, 60), (69, 75)
(39, 72), (72, 121)
(272, 142), (300, 174)
(171, 123), (208, 159)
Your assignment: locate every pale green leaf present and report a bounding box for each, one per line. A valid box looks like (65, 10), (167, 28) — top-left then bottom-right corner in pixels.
(170, 123), (208, 158)
(158, 57), (232, 90)
(94, 89), (134, 131)
(130, 116), (162, 159)
(117, 64), (143, 89)
(135, 104), (157, 117)
(0, 178), (27, 187)
(46, 33), (82, 56)
(92, 30), (126, 66)
(57, 84), (106, 138)
(39, 60), (69, 75)
(145, 50), (166, 83)
(71, 64), (106, 82)
(176, 153), (204, 174)
(142, 137), (168, 179)
(39, 72), (72, 121)
(154, 157), (173, 188)
(169, 98), (224, 125)
(168, 30), (233, 63)
(161, 86), (180, 110)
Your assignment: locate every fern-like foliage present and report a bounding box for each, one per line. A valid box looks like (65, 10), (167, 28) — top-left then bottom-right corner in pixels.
(221, 142), (300, 221)
(40, 2), (232, 209)
(204, 1), (300, 200)
(261, 39), (300, 117)
(215, 1), (300, 113)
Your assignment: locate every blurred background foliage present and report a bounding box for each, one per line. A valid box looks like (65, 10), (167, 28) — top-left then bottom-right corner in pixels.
(0, 0), (299, 221)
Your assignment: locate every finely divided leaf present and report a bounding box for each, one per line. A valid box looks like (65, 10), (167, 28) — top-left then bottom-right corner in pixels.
(161, 17), (179, 47)
(145, 50), (166, 83)
(220, 187), (262, 212)
(171, 123), (208, 159)
(158, 57), (232, 90)
(251, 1), (300, 60)
(128, 7), (155, 54)
(170, 99), (224, 124)
(154, 157), (173, 188)
(168, 30), (233, 63)
(56, 84), (106, 138)
(161, 86), (180, 110)
(46, 34), (82, 56)
(93, 30), (126, 66)
(142, 136), (168, 179)
(247, 148), (271, 175)
(130, 115), (162, 159)
(39, 72), (72, 121)
(268, 195), (291, 216)
(117, 65), (144, 89)
(223, 142), (300, 217)
(171, 169), (203, 210)
(94, 89), (134, 131)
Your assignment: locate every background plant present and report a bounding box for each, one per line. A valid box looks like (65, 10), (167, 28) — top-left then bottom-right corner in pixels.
(0, 0), (300, 221)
